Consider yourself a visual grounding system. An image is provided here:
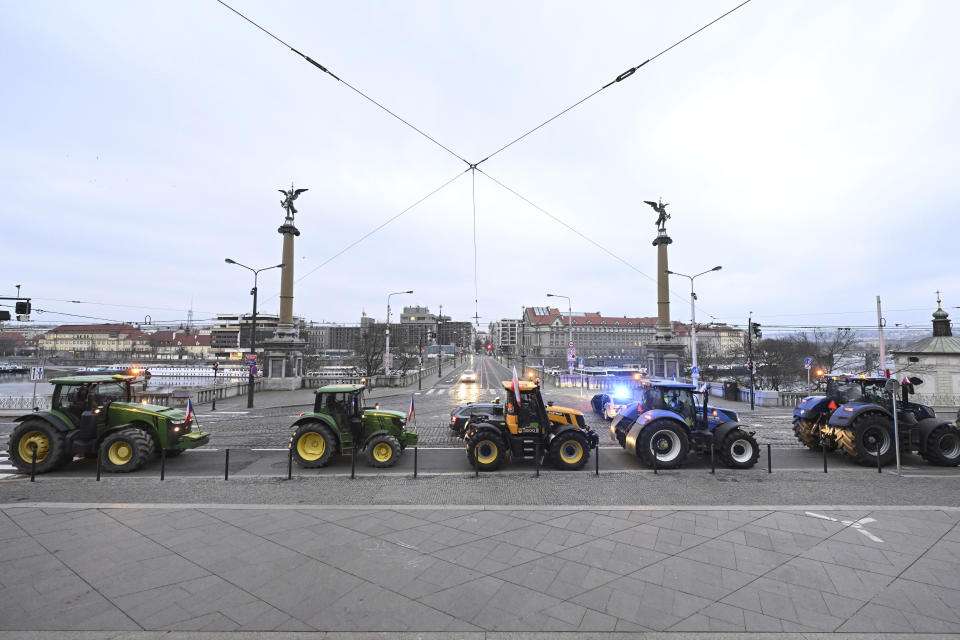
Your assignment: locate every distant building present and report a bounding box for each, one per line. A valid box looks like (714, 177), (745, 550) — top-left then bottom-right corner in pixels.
(209, 313), (281, 358)
(39, 324), (150, 358)
(493, 319), (521, 354)
(894, 297), (960, 403)
(522, 307), (654, 366)
(146, 330), (211, 360)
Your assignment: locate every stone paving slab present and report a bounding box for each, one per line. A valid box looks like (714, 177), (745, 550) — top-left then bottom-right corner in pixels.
(3, 504), (960, 635)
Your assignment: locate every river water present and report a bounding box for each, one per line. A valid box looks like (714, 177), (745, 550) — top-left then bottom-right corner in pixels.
(0, 371), (248, 396)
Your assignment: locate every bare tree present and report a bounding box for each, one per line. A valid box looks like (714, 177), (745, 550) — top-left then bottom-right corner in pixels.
(812, 328), (859, 374)
(355, 323), (385, 376)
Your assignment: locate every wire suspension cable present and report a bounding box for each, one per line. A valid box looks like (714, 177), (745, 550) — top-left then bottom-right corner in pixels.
(476, 0), (754, 166)
(260, 169), (470, 303)
(214, 0), (471, 166)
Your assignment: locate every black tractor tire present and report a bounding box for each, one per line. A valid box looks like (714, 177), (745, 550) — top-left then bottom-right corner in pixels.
(836, 414), (896, 466)
(638, 420), (689, 469)
(366, 434), (401, 468)
(466, 429), (506, 471)
(550, 430), (591, 470)
(291, 423), (337, 468)
(99, 427), (152, 473)
(7, 420), (70, 474)
(718, 429), (760, 469)
(921, 424), (960, 467)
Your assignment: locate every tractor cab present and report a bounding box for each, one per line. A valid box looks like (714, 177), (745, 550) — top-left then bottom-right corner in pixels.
(52, 375), (134, 425)
(503, 380), (551, 435)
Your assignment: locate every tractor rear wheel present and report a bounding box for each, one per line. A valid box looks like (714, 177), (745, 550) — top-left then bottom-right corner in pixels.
(291, 423), (337, 468)
(638, 421), (689, 469)
(100, 427), (152, 473)
(921, 424), (960, 467)
(8, 420), (69, 474)
(550, 430), (590, 470)
(718, 429), (760, 469)
(466, 430), (505, 471)
(366, 434), (401, 468)
(836, 414), (895, 466)
(793, 419), (820, 451)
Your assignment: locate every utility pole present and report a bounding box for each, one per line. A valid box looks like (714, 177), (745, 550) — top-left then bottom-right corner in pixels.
(747, 313), (755, 410)
(877, 296), (887, 377)
(437, 304), (443, 377)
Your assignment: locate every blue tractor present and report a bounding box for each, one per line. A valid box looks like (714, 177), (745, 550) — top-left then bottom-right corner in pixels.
(610, 379), (759, 469)
(793, 374), (960, 466)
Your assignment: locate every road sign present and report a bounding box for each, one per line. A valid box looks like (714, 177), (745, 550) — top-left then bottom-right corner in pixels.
(250, 365), (259, 376)
(691, 366), (700, 375)
(244, 353), (257, 362)
(578, 358), (584, 367)
(30, 366), (43, 381)
(567, 347), (576, 360)
(568, 340), (574, 348)
(803, 357), (812, 367)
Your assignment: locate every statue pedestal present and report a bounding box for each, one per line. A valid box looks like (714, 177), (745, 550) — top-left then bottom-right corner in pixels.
(261, 323), (306, 391)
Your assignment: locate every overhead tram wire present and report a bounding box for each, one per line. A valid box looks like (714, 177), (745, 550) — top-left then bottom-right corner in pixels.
(476, 169), (694, 307)
(260, 169), (471, 304)
(474, 0), (754, 167)
(214, 0), (471, 167)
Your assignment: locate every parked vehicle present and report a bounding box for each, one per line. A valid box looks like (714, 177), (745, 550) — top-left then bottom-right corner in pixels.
(7, 374), (209, 474)
(792, 375), (960, 466)
(459, 369), (477, 383)
(590, 386), (634, 420)
(449, 400), (504, 437)
(610, 379), (759, 469)
(290, 383), (417, 468)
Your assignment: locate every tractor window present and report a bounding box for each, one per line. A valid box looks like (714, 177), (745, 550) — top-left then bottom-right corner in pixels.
(96, 382), (127, 406)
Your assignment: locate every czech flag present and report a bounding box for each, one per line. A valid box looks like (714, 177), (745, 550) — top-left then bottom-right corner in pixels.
(407, 394), (415, 423)
(512, 365), (522, 406)
(185, 399), (196, 425)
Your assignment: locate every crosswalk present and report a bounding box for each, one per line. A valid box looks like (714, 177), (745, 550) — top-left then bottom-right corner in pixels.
(418, 388), (503, 396)
(0, 451), (21, 479)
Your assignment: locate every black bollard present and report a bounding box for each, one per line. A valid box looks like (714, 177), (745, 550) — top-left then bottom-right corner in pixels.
(287, 445), (293, 480)
(710, 443), (716, 474)
(414, 446), (418, 479)
(595, 446), (599, 476)
(474, 447), (479, 477)
(822, 440), (828, 473)
(351, 444), (357, 479)
(160, 447), (166, 481)
(877, 447), (882, 473)
(30, 442), (37, 482)
(96, 452), (102, 481)
(535, 441), (541, 478)
(767, 443), (772, 473)
(224, 448), (230, 481)
(652, 448), (657, 475)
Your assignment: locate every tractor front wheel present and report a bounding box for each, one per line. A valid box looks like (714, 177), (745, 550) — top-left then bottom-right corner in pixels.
(638, 421), (689, 469)
(921, 424), (960, 467)
(550, 431), (590, 470)
(99, 427), (152, 473)
(466, 430), (505, 471)
(366, 434), (401, 468)
(8, 420), (69, 474)
(718, 429), (760, 469)
(291, 423), (337, 468)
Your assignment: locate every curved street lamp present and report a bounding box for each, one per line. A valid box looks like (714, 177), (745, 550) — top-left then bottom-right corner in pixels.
(225, 258), (285, 408)
(665, 266), (722, 389)
(385, 290), (413, 376)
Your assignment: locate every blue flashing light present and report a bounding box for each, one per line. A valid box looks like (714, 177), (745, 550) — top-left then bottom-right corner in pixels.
(613, 385), (630, 400)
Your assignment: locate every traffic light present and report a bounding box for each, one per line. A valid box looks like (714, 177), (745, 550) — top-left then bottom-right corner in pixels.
(15, 300), (30, 315)
(752, 322), (762, 339)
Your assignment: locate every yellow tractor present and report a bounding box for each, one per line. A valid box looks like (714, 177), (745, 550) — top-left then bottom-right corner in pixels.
(464, 380), (598, 470)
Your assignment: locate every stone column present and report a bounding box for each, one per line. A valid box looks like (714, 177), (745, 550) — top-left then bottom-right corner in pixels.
(278, 222), (299, 325)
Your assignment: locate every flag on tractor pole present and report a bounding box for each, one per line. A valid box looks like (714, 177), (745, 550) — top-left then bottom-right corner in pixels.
(407, 394), (415, 425)
(512, 365), (522, 406)
(185, 399), (196, 426)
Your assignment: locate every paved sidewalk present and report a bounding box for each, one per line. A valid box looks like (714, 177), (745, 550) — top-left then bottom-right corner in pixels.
(3, 500), (960, 635)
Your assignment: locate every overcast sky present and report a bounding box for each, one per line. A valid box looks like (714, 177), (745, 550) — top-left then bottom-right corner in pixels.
(2, 0), (957, 334)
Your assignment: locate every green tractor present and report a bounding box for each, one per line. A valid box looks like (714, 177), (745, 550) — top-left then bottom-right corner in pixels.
(7, 374), (210, 474)
(290, 383), (418, 468)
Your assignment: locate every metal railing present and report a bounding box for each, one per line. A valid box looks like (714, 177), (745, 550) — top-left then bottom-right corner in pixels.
(0, 396), (51, 410)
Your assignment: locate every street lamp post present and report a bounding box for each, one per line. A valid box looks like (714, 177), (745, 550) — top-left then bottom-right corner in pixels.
(437, 304), (443, 377)
(385, 290), (413, 376)
(665, 265), (722, 389)
(225, 258), (284, 408)
(547, 293), (576, 394)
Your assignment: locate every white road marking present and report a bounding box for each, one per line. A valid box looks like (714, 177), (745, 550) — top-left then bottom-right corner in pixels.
(805, 511), (884, 543)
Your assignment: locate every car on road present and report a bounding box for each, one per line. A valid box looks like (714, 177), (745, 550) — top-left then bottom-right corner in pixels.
(459, 369), (477, 383)
(449, 400), (504, 437)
